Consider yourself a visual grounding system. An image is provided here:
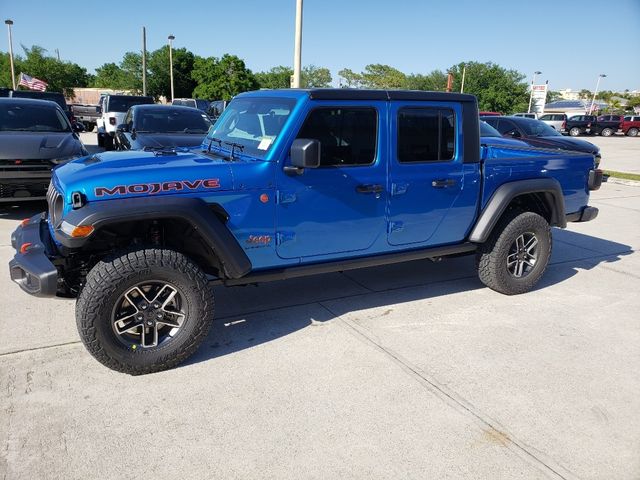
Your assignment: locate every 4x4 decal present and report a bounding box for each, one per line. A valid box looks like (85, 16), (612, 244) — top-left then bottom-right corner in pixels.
(95, 179), (220, 197)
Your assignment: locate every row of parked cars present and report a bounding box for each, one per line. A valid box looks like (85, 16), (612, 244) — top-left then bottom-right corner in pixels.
(0, 89), (222, 202)
(520, 112), (639, 137)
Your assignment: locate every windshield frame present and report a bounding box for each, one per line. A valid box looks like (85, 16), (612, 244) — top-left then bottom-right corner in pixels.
(204, 96), (298, 159)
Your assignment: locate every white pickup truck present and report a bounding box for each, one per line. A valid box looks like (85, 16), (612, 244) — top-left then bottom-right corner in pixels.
(96, 94), (154, 150)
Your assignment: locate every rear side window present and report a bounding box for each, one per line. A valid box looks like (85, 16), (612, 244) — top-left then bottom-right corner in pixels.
(397, 108), (455, 162)
(297, 107), (377, 167)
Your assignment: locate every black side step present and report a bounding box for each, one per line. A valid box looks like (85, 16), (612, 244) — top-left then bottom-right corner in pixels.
(211, 242), (477, 286)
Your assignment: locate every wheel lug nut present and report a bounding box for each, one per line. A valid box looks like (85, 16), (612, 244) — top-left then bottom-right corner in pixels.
(156, 313), (163, 318)
(137, 315), (143, 320)
(141, 304), (147, 310)
(154, 303), (160, 308)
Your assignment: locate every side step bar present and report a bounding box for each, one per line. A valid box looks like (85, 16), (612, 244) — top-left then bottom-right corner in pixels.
(211, 242), (477, 286)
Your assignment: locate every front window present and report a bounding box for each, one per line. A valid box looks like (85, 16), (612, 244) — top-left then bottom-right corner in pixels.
(0, 103), (70, 132)
(205, 97), (296, 158)
(135, 108), (211, 134)
(297, 107), (377, 166)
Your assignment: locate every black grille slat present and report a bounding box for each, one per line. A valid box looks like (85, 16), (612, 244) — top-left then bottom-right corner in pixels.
(47, 183), (63, 227)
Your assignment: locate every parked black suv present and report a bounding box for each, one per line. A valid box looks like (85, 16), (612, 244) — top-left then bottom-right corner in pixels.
(10, 90), (74, 122)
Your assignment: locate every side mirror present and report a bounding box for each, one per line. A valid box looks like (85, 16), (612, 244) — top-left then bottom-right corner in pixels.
(72, 122), (85, 133)
(287, 138), (320, 174)
(116, 123), (128, 133)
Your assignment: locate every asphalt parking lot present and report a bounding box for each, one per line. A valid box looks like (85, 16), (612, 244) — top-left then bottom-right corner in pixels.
(1, 138), (639, 479)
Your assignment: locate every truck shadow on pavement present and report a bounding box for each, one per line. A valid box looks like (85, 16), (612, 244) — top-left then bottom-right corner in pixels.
(183, 230), (633, 368)
(0, 202), (47, 221)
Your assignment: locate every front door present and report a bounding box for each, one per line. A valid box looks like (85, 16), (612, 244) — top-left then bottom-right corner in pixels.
(276, 102), (387, 260)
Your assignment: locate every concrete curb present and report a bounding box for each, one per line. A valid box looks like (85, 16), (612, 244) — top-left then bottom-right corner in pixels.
(604, 176), (640, 187)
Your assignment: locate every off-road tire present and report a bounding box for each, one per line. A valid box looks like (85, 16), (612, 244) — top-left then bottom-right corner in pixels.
(477, 210), (552, 295)
(569, 127), (581, 137)
(76, 248), (215, 375)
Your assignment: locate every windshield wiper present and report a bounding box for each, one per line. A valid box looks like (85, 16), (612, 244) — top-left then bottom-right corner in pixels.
(224, 141), (244, 159)
(207, 136), (223, 152)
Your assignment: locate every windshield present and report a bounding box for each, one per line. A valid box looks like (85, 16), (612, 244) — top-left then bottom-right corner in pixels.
(206, 97), (297, 158)
(0, 103), (71, 132)
(480, 121), (502, 137)
(108, 96), (154, 113)
(135, 108), (212, 133)
(172, 99), (196, 108)
(519, 119), (561, 137)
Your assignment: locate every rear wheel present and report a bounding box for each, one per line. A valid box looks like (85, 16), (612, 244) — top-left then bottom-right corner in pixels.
(601, 128), (614, 137)
(626, 128), (638, 137)
(477, 210), (552, 295)
(76, 248), (215, 375)
(569, 127), (581, 136)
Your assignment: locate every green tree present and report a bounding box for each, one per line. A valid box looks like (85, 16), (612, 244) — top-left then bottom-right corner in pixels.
(546, 90), (562, 104)
(448, 61), (529, 114)
(301, 65), (332, 88)
(91, 62), (128, 90)
(191, 54), (257, 100)
(403, 70), (447, 91)
(147, 46), (196, 100)
(0, 51), (18, 88)
(360, 64), (406, 89)
(578, 89), (592, 100)
(17, 45), (90, 95)
(255, 65), (292, 89)
(338, 68), (362, 88)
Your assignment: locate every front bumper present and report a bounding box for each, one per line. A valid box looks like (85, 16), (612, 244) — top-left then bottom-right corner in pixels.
(8, 214), (59, 297)
(0, 168), (52, 202)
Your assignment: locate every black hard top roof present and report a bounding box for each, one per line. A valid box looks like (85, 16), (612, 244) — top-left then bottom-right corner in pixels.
(306, 88), (477, 103)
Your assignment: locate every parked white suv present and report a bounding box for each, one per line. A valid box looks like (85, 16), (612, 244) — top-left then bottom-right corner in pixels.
(538, 113), (567, 131)
(96, 95), (154, 150)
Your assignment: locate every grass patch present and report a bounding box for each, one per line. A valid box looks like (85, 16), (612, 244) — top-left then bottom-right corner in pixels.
(603, 170), (640, 182)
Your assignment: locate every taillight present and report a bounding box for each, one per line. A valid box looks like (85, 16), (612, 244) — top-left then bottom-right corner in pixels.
(109, 117), (116, 125)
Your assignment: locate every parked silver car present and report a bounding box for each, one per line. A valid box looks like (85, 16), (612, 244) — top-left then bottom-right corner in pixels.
(538, 113), (567, 131)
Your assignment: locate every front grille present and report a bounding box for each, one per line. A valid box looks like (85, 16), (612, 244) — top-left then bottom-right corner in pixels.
(0, 182), (49, 199)
(47, 183), (64, 227)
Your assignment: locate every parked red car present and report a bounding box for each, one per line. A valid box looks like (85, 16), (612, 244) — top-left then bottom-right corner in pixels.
(621, 115), (640, 137)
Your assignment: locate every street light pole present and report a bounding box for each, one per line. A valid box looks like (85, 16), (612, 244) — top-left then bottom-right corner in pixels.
(589, 74), (606, 115)
(527, 70), (542, 113)
(292, 0), (303, 88)
(4, 19), (16, 90)
(167, 35), (175, 102)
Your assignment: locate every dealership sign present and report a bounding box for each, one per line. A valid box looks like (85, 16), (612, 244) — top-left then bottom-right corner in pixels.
(531, 84), (548, 114)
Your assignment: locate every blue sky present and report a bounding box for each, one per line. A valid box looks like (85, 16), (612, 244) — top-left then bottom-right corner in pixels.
(2, 0), (639, 92)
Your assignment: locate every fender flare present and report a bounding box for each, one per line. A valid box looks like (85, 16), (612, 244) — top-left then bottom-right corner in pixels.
(56, 196), (252, 279)
(468, 178), (566, 244)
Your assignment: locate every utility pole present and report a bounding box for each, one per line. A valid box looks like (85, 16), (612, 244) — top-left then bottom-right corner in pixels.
(168, 34), (175, 102)
(55, 48), (60, 61)
(142, 27), (147, 96)
(590, 74), (606, 115)
(4, 19), (16, 89)
(292, 0), (303, 88)
(460, 65), (466, 93)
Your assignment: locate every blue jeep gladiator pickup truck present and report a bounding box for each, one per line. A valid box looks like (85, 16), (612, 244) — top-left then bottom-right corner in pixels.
(8, 89), (602, 374)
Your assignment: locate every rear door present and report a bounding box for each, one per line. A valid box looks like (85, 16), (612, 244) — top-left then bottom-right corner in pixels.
(387, 102), (479, 246)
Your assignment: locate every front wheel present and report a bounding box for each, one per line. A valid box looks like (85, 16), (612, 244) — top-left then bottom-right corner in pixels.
(76, 249), (215, 374)
(477, 211), (552, 295)
(569, 127), (581, 136)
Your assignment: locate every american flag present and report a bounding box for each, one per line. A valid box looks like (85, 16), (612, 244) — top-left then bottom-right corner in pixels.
(18, 73), (48, 92)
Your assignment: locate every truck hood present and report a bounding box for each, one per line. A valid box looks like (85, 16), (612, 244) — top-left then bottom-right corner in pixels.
(0, 132), (84, 160)
(53, 150), (236, 202)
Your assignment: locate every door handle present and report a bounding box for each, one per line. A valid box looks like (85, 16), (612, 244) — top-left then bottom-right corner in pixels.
(431, 179), (457, 188)
(356, 184), (383, 194)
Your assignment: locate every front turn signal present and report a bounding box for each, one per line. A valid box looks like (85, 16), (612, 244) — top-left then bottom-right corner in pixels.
(60, 221), (95, 238)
